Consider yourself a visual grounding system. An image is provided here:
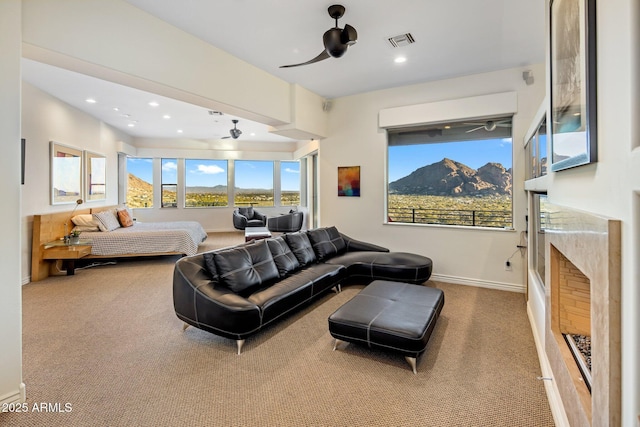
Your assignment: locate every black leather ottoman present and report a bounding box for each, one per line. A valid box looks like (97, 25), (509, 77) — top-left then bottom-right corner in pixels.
(328, 280), (444, 374)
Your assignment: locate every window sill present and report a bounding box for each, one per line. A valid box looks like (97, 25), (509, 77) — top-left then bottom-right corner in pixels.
(384, 221), (516, 232)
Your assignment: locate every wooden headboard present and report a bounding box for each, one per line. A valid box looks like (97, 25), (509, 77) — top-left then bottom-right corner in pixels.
(31, 207), (92, 282)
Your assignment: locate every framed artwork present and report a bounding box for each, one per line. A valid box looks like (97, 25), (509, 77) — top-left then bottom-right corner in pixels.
(50, 142), (83, 205)
(338, 166), (360, 197)
(549, 0), (597, 172)
(84, 151), (106, 201)
(21, 138), (25, 185)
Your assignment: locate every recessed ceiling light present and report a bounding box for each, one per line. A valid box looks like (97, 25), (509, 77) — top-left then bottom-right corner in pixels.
(163, 114), (171, 119)
(127, 123), (135, 127)
(85, 98), (97, 104)
(148, 101), (159, 107)
(250, 133), (256, 136)
(121, 113), (131, 118)
(444, 125), (451, 129)
(113, 107), (119, 111)
(394, 57), (407, 64)
(177, 129), (183, 133)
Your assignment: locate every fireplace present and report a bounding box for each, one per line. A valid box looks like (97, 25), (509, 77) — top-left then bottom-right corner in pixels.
(550, 246), (592, 390)
(544, 203), (621, 426)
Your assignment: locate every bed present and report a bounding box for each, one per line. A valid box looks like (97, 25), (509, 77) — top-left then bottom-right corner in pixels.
(31, 206), (207, 282)
(77, 221), (207, 256)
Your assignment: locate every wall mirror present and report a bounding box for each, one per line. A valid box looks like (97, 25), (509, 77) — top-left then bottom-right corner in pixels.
(85, 151), (106, 201)
(50, 141), (83, 205)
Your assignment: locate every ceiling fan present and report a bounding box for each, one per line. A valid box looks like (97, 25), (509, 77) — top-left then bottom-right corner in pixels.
(280, 4), (358, 68)
(222, 119), (242, 139)
(465, 119), (511, 133)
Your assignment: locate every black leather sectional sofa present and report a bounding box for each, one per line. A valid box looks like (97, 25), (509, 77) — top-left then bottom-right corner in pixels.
(173, 226), (433, 353)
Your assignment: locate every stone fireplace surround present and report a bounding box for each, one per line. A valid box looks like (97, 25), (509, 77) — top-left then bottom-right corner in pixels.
(544, 203), (621, 426)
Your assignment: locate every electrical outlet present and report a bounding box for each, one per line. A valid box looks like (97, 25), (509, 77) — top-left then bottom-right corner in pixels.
(505, 260), (512, 271)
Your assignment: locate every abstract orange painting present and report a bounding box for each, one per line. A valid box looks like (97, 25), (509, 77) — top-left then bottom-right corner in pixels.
(337, 166), (360, 197)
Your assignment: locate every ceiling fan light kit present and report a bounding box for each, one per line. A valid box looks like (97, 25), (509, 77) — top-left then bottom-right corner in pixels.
(280, 4), (358, 68)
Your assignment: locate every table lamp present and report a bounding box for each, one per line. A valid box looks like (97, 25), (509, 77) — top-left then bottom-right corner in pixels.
(64, 199), (83, 243)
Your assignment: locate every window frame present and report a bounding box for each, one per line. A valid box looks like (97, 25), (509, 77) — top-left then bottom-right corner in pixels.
(184, 158), (229, 208)
(385, 115), (514, 229)
(161, 158), (178, 208)
(233, 160), (275, 207)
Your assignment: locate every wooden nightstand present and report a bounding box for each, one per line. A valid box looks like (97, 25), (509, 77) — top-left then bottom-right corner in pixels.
(43, 243), (92, 276)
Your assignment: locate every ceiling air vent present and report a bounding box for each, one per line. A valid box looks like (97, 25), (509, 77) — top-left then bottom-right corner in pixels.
(388, 33), (415, 48)
(208, 110), (224, 116)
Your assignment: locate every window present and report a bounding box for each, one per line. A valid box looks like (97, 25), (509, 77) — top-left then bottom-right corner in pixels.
(234, 161), (274, 207)
(126, 157), (153, 208)
(525, 117), (548, 179)
(387, 116), (513, 228)
(184, 159), (228, 207)
(531, 193), (548, 286)
(161, 158), (177, 207)
(280, 161), (301, 206)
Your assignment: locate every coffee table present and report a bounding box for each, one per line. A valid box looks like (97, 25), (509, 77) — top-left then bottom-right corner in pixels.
(244, 226), (272, 242)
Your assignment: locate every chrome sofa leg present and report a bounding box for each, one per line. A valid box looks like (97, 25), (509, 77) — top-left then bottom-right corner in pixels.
(405, 356), (417, 374)
(236, 339), (245, 355)
(332, 284), (342, 293)
(333, 338), (344, 351)
(182, 323), (189, 331)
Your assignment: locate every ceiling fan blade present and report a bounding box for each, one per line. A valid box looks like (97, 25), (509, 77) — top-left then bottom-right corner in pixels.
(341, 24), (358, 45)
(280, 50), (331, 68)
(465, 126), (484, 133)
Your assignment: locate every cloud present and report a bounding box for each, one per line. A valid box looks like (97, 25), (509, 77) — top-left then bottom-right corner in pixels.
(196, 164), (225, 175)
(162, 161), (177, 171)
(284, 168), (300, 174)
(499, 138), (513, 148)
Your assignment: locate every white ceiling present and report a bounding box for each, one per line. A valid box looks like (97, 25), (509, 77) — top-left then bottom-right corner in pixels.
(22, 0), (546, 142)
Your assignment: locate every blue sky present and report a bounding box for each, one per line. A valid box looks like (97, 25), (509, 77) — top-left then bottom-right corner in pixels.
(388, 138), (512, 183)
(127, 158), (300, 190)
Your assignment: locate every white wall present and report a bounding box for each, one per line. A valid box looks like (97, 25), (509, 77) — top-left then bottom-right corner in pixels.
(0, 0), (24, 405)
(318, 64), (545, 290)
(542, 1), (639, 423)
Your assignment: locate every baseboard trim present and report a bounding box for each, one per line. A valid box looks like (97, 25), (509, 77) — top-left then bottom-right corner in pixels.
(527, 303), (570, 427)
(0, 383), (26, 405)
(430, 273), (524, 293)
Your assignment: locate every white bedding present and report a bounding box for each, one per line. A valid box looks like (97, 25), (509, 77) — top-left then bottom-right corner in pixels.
(78, 221), (207, 256)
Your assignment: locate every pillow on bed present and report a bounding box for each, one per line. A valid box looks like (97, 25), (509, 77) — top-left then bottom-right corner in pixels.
(71, 214), (97, 227)
(117, 209), (134, 227)
(93, 210), (121, 232)
(72, 225), (100, 232)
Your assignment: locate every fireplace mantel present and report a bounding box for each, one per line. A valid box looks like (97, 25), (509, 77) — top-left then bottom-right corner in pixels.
(544, 203), (621, 426)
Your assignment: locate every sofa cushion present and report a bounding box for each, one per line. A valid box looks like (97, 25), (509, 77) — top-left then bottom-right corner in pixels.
(213, 240), (279, 295)
(266, 237), (300, 277)
(202, 252), (219, 280)
(283, 232), (317, 266)
(238, 206), (254, 219)
(306, 226), (347, 261)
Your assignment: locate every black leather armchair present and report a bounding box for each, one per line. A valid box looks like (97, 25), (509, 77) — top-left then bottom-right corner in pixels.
(233, 207), (267, 230)
(267, 211), (304, 233)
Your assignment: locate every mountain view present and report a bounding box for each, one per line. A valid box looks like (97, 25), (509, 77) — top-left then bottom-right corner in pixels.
(126, 173), (300, 208)
(387, 158), (512, 228)
(127, 173), (153, 208)
(389, 158), (512, 197)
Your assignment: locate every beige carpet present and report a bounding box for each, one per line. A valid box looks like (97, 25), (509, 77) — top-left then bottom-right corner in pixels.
(2, 232), (554, 426)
